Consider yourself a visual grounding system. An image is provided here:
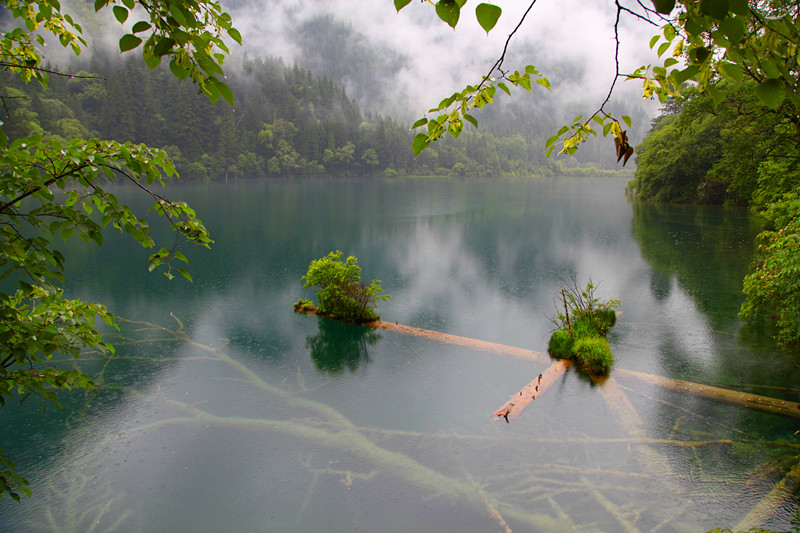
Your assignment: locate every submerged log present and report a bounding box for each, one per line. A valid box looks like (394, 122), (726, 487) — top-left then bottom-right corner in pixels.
(367, 320), (549, 363)
(734, 460), (800, 532)
(614, 368), (800, 420)
(492, 360), (571, 422)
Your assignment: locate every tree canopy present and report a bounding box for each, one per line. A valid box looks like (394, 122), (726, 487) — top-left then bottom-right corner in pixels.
(0, 0), (238, 500)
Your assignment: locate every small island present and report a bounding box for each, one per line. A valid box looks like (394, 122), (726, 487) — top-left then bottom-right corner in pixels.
(294, 250), (390, 324)
(547, 279), (620, 376)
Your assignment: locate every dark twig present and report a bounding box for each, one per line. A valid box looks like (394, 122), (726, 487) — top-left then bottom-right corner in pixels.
(476, 0), (539, 92)
(0, 62), (104, 80)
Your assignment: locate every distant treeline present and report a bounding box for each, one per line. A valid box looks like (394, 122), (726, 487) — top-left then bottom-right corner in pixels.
(1, 51), (627, 180)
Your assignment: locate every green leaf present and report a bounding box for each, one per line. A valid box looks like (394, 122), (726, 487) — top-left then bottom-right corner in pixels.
(412, 133), (430, 157)
(112, 5), (128, 23)
(651, 0), (675, 14)
(649, 35), (660, 49)
(93, 0), (106, 12)
(178, 268), (193, 283)
(463, 113), (478, 128)
(411, 117), (428, 129)
(728, 0), (748, 15)
(717, 61), (743, 83)
(394, 0), (412, 10)
(755, 78), (785, 110)
(622, 115), (632, 128)
(131, 21), (151, 33)
(210, 77), (234, 107)
(535, 77), (551, 90)
(672, 65), (699, 85)
(154, 37), (176, 57)
(497, 82), (511, 95)
(719, 16), (744, 42)
(435, 0), (460, 29)
(118, 34), (142, 53)
(690, 46), (710, 64)
(169, 58), (189, 80)
(700, 0), (729, 19)
(228, 27), (242, 44)
(475, 3), (501, 34)
(706, 85), (725, 105)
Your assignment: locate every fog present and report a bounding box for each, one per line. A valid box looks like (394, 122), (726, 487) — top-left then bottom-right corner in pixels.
(227, 0), (664, 120)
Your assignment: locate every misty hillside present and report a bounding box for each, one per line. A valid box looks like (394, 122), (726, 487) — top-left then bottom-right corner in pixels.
(251, 11), (653, 167)
(0, 0), (648, 178)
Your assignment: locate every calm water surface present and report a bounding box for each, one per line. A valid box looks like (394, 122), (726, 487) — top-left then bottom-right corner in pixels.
(1, 177), (798, 532)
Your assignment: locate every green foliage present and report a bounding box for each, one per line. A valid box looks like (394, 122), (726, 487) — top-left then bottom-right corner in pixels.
(630, 78), (800, 352)
(551, 277), (620, 336)
(741, 197), (800, 351)
(0, 0), (235, 501)
(400, 0), (800, 164)
(548, 278), (619, 375)
(628, 82), (788, 205)
(572, 336), (615, 375)
(302, 251), (390, 324)
(293, 298), (315, 312)
(547, 328), (574, 358)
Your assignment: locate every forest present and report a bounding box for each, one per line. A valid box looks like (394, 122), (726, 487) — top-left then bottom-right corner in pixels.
(0, 49), (635, 181)
(629, 81), (800, 351)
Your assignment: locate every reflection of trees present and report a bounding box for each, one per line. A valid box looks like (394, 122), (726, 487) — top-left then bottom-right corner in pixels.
(631, 201), (761, 329)
(306, 317), (380, 373)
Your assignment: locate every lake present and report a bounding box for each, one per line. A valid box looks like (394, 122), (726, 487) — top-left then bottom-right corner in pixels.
(1, 176), (798, 532)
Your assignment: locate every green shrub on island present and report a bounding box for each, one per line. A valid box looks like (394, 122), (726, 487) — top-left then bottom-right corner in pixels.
(548, 329), (574, 358)
(300, 251), (390, 324)
(547, 277), (619, 376)
(293, 298), (315, 312)
(572, 336), (614, 375)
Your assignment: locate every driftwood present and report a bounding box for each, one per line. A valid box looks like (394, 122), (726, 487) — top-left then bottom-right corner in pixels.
(493, 360), (571, 422)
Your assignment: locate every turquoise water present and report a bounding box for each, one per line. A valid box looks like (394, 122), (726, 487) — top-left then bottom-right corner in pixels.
(0, 177), (797, 532)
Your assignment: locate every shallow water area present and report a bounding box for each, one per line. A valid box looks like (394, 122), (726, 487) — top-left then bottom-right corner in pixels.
(1, 176), (798, 532)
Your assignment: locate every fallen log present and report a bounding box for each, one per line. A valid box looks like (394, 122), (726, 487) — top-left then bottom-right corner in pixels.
(367, 320), (549, 363)
(307, 314), (800, 421)
(492, 360), (571, 422)
(734, 460), (800, 532)
(615, 368), (800, 420)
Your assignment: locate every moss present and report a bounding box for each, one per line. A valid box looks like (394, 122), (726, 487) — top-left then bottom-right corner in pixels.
(548, 329), (574, 358)
(572, 336), (614, 375)
(572, 317), (599, 339)
(594, 309), (617, 334)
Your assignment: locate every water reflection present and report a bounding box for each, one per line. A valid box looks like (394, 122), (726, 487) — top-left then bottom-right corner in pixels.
(306, 317), (380, 373)
(1, 178), (798, 532)
(630, 201), (761, 329)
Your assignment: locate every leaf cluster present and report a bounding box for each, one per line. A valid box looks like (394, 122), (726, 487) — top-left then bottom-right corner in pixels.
(0, 0), (234, 501)
(636, 0), (800, 113)
(401, 0), (800, 163)
(741, 197), (800, 351)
